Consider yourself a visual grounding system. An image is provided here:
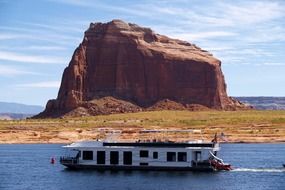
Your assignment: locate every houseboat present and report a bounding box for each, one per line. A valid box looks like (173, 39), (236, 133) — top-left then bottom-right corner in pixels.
(60, 130), (231, 171)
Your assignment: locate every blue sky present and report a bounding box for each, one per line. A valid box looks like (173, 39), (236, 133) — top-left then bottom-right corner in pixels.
(0, 0), (285, 106)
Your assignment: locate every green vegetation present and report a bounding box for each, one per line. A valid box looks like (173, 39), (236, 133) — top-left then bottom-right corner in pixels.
(1, 110), (285, 143)
(1, 110), (285, 129)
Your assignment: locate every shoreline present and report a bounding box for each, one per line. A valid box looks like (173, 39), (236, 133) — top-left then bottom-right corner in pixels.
(1, 129), (284, 144)
(1, 110), (285, 144)
(1, 141), (285, 144)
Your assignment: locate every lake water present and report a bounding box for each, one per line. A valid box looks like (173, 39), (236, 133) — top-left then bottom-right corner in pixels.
(0, 143), (284, 190)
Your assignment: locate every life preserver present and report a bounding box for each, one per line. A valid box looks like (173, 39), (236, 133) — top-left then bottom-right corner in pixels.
(50, 157), (55, 164)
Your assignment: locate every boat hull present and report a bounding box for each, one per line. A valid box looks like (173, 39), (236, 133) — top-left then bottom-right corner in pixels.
(62, 163), (215, 172)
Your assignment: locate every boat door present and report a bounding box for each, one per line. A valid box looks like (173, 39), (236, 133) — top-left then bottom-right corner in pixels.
(193, 151), (202, 161)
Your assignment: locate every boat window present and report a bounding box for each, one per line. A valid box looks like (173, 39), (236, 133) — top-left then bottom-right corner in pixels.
(97, 151), (105, 164)
(110, 151), (119, 165)
(153, 152), (158, 159)
(82, 151), (93, 160)
(140, 150), (149, 157)
(167, 152), (176, 162)
(123, 151), (132, 165)
(140, 162), (149, 166)
(178, 152), (187, 162)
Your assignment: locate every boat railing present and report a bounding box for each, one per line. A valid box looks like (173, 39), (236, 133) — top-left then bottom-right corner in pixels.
(139, 129), (204, 143)
(96, 129), (208, 143)
(209, 151), (224, 163)
(60, 156), (78, 165)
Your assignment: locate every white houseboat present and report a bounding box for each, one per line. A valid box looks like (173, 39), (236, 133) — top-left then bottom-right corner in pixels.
(60, 130), (231, 171)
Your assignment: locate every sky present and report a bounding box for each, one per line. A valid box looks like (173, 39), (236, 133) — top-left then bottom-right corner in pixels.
(0, 0), (285, 106)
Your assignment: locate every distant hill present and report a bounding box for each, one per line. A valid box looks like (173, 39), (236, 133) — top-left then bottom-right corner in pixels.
(0, 113), (36, 120)
(0, 102), (44, 120)
(0, 97), (284, 120)
(0, 101), (44, 114)
(235, 97), (285, 110)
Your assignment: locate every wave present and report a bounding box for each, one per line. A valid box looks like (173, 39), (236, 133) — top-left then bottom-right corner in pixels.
(232, 168), (285, 173)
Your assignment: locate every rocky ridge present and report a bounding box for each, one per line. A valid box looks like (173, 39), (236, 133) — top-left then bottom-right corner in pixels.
(35, 19), (248, 118)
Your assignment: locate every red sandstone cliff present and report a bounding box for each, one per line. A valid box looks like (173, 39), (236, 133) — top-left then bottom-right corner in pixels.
(35, 19), (247, 118)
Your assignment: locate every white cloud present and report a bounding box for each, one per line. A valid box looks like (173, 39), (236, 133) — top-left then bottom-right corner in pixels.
(0, 33), (28, 40)
(17, 81), (61, 88)
(21, 22), (85, 33)
(245, 26), (285, 43)
(217, 48), (275, 58)
(153, 1), (285, 27)
(220, 1), (285, 26)
(0, 65), (37, 76)
(0, 32), (81, 47)
(216, 55), (247, 65)
(258, 62), (285, 66)
(47, 0), (92, 7)
(0, 45), (67, 51)
(123, 1), (285, 27)
(202, 46), (235, 52)
(171, 31), (237, 41)
(25, 45), (67, 51)
(0, 50), (67, 64)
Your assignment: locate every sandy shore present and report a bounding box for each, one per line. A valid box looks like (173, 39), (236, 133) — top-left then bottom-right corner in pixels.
(1, 110), (285, 144)
(1, 126), (284, 144)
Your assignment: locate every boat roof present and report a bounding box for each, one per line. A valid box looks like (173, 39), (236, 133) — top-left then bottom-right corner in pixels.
(63, 141), (103, 148)
(140, 129), (201, 133)
(63, 140), (215, 149)
(103, 142), (214, 148)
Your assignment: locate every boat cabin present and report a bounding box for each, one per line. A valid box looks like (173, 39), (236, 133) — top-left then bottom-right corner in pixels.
(60, 129), (231, 171)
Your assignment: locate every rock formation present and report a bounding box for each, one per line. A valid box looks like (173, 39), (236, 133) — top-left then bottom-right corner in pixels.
(35, 19), (248, 118)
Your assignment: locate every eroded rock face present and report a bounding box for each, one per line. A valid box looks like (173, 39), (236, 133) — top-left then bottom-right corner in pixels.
(36, 19), (247, 118)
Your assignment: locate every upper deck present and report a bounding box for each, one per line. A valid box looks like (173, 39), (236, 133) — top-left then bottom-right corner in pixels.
(63, 129), (219, 150)
(64, 140), (219, 150)
(103, 142), (214, 148)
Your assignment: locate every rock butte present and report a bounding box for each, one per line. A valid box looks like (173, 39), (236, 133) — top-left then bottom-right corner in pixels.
(35, 19), (248, 118)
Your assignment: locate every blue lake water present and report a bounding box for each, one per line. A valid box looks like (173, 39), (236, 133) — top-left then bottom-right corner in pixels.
(0, 143), (284, 190)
